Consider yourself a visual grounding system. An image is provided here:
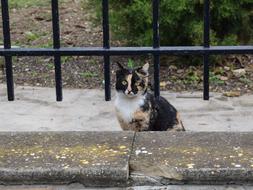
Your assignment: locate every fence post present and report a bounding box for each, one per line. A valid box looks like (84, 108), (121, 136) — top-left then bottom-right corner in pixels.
(203, 0), (210, 100)
(1, 0), (14, 101)
(153, 0), (160, 99)
(51, 0), (63, 101)
(103, 0), (111, 101)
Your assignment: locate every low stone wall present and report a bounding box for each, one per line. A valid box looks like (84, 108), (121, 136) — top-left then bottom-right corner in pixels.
(0, 132), (252, 187)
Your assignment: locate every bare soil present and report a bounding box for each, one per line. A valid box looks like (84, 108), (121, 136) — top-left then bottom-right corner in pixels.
(0, 0), (252, 95)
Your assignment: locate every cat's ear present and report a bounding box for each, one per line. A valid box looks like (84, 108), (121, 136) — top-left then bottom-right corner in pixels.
(142, 62), (149, 73)
(137, 62), (149, 75)
(116, 62), (125, 70)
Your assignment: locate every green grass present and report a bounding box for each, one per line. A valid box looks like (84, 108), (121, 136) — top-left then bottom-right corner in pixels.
(210, 72), (225, 85)
(184, 72), (200, 84)
(61, 56), (73, 64)
(239, 76), (252, 85)
(80, 71), (98, 78)
(31, 71), (38, 77)
(25, 31), (40, 42)
(46, 63), (54, 70)
(40, 41), (54, 48)
(9, 0), (50, 8)
(127, 59), (135, 69)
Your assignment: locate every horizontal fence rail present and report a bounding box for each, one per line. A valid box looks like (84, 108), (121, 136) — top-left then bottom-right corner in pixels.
(0, 0), (253, 101)
(0, 46), (253, 56)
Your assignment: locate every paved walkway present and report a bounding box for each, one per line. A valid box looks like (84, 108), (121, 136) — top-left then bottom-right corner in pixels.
(0, 132), (253, 186)
(0, 84), (252, 131)
(0, 185), (252, 190)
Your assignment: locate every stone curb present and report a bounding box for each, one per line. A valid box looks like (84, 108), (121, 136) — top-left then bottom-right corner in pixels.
(130, 132), (253, 186)
(0, 132), (253, 187)
(0, 132), (135, 187)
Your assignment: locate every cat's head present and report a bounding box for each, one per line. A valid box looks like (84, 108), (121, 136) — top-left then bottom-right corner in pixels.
(116, 62), (149, 98)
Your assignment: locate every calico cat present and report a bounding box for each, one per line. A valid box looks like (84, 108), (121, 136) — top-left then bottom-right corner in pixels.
(114, 62), (185, 132)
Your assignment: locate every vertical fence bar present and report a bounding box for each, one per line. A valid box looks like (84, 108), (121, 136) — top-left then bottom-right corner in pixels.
(153, 0), (160, 99)
(1, 0), (14, 101)
(102, 0), (111, 101)
(51, 0), (62, 101)
(203, 0), (210, 100)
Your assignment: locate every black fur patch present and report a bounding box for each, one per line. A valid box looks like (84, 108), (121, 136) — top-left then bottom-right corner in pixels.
(115, 69), (130, 92)
(146, 93), (178, 131)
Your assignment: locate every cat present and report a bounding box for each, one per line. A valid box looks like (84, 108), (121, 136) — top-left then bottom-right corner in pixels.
(114, 62), (185, 132)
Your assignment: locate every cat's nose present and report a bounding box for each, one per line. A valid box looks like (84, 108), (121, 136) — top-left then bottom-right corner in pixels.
(125, 90), (132, 95)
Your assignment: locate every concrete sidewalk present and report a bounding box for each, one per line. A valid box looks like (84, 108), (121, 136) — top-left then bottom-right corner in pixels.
(0, 131), (253, 186)
(1, 185), (253, 190)
(0, 84), (253, 131)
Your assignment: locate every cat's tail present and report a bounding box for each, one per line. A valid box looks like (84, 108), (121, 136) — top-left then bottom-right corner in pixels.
(170, 112), (185, 131)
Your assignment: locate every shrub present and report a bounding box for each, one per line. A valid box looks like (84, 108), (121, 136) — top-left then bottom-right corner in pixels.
(88, 0), (253, 46)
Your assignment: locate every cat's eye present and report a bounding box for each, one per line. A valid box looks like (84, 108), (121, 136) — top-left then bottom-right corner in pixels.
(135, 80), (142, 85)
(122, 81), (127, 85)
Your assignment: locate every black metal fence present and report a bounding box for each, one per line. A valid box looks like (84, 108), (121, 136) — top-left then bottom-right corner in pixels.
(1, 0), (253, 101)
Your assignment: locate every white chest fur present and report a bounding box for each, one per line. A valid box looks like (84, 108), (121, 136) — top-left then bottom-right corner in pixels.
(114, 92), (145, 123)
